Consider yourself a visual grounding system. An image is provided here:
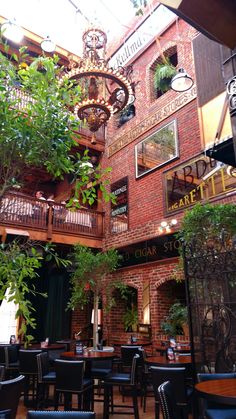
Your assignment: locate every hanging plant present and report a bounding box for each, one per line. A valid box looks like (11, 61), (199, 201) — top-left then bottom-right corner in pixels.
(154, 58), (177, 93)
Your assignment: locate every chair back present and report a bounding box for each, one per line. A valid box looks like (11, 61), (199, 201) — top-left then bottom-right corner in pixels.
(27, 412), (95, 419)
(37, 352), (50, 383)
(4, 345), (19, 367)
(150, 366), (188, 404)
(130, 354), (140, 385)
(19, 350), (41, 375)
(55, 360), (85, 392)
(0, 365), (5, 381)
(0, 346), (6, 365)
(121, 346), (142, 367)
(158, 381), (181, 419)
(0, 410), (11, 419)
(0, 375), (25, 419)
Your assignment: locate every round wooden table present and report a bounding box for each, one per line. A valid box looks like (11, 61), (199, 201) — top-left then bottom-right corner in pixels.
(195, 378), (236, 406)
(145, 354), (192, 366)
(113, 341), (152, 347)
(60, 350), (116, 360)
(28, 343), (66, 351)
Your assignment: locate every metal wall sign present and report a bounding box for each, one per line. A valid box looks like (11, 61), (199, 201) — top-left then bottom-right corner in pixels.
(110, 177), (128, 233)
(164, 154), (236, 214)
(118, 233), (180, 268)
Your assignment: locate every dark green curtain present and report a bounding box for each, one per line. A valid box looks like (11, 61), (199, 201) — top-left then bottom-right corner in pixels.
(44, 267), (71, 341)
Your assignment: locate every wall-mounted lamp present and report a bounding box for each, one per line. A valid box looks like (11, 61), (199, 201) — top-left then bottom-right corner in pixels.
(159, 219), (177, 234)
(227, 165), (236, 178)
(91, 309), (103, 326)
(41, 36), (56, 53)
(1, 19), (23, 43)
(171, 68), (193, 92)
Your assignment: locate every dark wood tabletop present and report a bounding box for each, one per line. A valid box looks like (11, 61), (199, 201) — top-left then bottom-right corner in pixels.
(28, 343), (65, 351)
(113, 341), (152, 347)
(145, 354), (192, 366)
(60, 350), (116, 360)
(195, 378), (236, 405)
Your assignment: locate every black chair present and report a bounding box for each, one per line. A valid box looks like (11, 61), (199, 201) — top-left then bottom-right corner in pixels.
(4, 345), (19, 378)
(0, 365), (5, 381)
(0, 375), (25, 419)
(54, 360), (94, 411)
(0, 410), (11, 419)
(139, 349), (154, 412)
(27, 412), (95, 419)
(90, 359), (113, 401)
(0, 346), (6, 366)
(37, 352), (56, 408)
(206, 408), (236, 419)
(120, 346), (142, 370)
(197, 372), (236, 415)
(103, 353), (140, 419)
(19, 349), (42, 406)
(150, 366), (193, 419)
(158, 381), (181, 419)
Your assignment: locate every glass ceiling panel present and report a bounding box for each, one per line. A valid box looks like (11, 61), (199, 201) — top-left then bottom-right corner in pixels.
(0, 0), (136, 55)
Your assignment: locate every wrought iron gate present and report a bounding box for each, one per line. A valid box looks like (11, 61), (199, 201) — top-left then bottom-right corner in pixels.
(183, 238), (236, 375)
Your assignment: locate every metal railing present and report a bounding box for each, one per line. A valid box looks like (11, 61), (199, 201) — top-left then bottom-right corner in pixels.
(0, 192), (104, 239)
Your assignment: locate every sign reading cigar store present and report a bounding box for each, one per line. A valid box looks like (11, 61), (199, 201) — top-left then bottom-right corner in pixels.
(118, 233), (180, 268)
(164, 154), (236, 214)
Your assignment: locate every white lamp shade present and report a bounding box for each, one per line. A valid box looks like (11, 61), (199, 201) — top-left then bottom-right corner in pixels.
(171, 68), (193, 92)
(41, 36), (56, 53)
(1, 19), (23, 43)
(91, 309), (103, 325)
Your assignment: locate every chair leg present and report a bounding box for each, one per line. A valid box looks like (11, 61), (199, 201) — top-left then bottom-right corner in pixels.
(103, 384), (110, 419)
(155, 400), (160, 419)
(132, 389), (139, 419)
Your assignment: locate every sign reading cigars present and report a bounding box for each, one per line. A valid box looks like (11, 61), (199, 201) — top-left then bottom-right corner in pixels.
(165, 154), (236, 213)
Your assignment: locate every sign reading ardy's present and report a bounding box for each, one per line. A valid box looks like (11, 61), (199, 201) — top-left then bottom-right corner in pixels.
(165, 154), (236, 213)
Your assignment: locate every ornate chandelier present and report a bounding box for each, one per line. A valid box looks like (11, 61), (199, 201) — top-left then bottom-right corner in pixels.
(60, 28), (135, 144)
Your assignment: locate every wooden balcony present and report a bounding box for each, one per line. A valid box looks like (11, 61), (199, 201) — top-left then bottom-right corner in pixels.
(0, 193), (104, 248)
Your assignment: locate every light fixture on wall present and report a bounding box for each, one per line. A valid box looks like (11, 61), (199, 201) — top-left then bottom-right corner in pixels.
(170, 68), (193, 92)
(59, 28), (134, 144)
(91, 309), (103, 325)
(1, 18), (23, 43)
(159, 219), (177, 234)
(41, 36), (56, 53)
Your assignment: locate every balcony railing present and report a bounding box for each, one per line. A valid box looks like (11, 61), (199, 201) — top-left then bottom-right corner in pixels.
(0, 192), (104, 239)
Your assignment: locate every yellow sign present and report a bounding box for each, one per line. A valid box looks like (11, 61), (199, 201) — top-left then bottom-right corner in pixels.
(165, 155), (236, 213)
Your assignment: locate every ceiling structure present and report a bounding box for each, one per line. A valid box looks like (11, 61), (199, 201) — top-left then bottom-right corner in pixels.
(0, 0), (136, 56)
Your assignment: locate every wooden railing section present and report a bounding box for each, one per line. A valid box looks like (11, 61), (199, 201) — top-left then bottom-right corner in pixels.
(0, 192), (104, 239)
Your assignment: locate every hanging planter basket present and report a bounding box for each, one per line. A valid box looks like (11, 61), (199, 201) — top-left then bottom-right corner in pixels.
(154, 59), (177, 93)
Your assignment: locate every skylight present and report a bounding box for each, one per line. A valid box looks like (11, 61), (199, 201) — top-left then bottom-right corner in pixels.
(0, 0), (136, 55)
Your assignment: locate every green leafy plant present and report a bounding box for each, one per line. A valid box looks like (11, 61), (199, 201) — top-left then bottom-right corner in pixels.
(123, 307), (138, 332)
(68, 245), (122, 348)
(0, 38), (115, 207)
(179, 203), (236, 246)
(161, 301), (188, 337)
(154, 59), (177, 93)
(0, 240), (71, 347)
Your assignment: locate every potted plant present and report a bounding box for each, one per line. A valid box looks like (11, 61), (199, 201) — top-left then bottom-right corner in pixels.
(123, 307), (138, 332)
(161, 302), (188, 338)
(154, 58), (177, 93)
